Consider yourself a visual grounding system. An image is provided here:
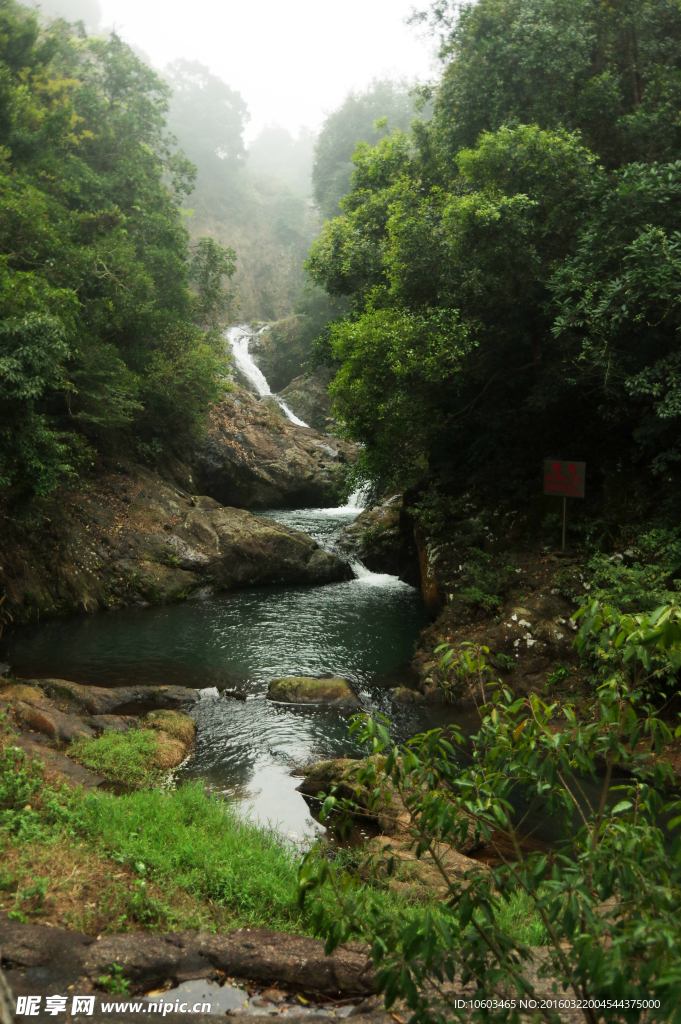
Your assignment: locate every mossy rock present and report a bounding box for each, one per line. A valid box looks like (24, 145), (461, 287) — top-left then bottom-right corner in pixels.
(69, 727), (189, 788)
(267, 676), (359, 706)
(144, 709), (196, 748)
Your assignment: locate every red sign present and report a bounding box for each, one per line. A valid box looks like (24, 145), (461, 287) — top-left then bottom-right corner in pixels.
(543, 459), (585, 498)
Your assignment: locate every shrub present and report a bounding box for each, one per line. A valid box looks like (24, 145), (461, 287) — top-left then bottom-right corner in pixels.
(299, 603), (681, 1023)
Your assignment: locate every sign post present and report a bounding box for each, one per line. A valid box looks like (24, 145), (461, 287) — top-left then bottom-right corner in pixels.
(543, 460), (585, 552)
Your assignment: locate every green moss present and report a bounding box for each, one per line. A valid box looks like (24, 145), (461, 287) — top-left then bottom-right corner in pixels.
(144, 710), (196, 748)
(267, 676), (359, 704)
(69, 730), (174, 788)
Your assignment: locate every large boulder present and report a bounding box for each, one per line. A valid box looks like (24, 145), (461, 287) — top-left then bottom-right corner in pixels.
(339, 495), (420, 583)
(0, 463), (351, 623)
(267, 676), (359, 706)
(29, 679), (199, 716)
(0, 683), (95, 743)
(276, 367), (335, 432)
(193, 387), (357, 509)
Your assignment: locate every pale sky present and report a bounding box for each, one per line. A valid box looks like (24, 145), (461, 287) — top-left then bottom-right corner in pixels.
(96, 0), (439, 140)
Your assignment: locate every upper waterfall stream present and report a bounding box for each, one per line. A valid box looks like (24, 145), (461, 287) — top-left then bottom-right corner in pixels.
(227, 324), (310, 427)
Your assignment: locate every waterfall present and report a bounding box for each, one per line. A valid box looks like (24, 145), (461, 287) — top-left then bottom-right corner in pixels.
(225, 324), (310, 428)
(226, 327), (397, 587)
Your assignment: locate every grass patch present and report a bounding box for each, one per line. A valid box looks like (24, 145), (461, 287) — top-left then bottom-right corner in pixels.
(0, 836), (215, 933)
(0, 726), (551, 943)
(69, 728), (185, 788)
(495, 887), (548, 945)
(0, 738), (420, 935)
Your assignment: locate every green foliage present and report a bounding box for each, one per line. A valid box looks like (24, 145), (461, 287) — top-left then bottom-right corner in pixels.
(574, 598), (681, 694)
(416, 0), (681, 169)
(165, 57), (318, 323)
(326, 306), (473, 487)
(545, 664), (572, 686)
(69, 729), (168, 788)
(300, 605), (681, 1022)
(306, 0), (681, 508)
(97, 964), (130, 995)
(0, 2), (235, 495)
(586, 529), (681, 612)
(312, 78), (427, 220)
(0, 742), (45, 838)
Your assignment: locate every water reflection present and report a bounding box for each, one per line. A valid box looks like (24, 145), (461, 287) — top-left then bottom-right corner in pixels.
(1, 503), (431, 839)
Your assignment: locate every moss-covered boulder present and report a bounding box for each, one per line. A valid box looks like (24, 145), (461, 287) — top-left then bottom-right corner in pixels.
(267, 676), (359, 706)
(144, 709), (196, 747)
(68, 711), (195, 787)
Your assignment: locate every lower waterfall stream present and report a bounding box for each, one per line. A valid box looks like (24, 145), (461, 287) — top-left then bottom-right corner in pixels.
(1, 496), (435, 840)
(1, 323), (445, 839)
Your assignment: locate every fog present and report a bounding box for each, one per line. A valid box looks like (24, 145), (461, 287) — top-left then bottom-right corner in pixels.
(27, 0), (437, 140)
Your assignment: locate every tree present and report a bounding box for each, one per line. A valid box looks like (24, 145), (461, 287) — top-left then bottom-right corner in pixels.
(0, 0), (235, 494)
(300, 604), (681, 1023)
(305, 1), (681, 503)
(312, 78), (427, 220)
(165, 59), (249, 169)
(415, 0), (681, 169)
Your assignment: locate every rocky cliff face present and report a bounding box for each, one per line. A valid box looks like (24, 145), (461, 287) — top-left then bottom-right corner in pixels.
(193, 387), (357, 509)
(0, 462), (351, 625)
(276, 367), (335, 432)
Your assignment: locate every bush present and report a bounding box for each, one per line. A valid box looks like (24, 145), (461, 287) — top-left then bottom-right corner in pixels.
(299, 603), (681, 1022)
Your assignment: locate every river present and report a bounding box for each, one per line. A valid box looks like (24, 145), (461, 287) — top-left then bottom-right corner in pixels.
(1, 327), (441, 841)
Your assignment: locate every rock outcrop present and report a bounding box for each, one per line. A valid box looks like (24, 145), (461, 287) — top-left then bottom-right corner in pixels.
(277, 366), (335, 432)
(297, 756), (486, 897)
(339, 495), (420, 583)
(267, 676), (359, 706)
(0, 463), (351, 624)
(193, 387), (357, 509)
(0, 918), (376, 998)
(0, 678), (198, 785)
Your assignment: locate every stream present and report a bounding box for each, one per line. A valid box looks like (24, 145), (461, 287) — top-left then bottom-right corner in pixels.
(1, 327), (446, 842)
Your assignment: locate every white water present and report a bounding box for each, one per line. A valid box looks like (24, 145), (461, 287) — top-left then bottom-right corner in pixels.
(226, 324), (310, 427)
(227, 323), (407, 595)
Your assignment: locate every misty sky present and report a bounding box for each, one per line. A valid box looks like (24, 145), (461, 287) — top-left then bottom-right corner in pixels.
(97, 0), (438, 141)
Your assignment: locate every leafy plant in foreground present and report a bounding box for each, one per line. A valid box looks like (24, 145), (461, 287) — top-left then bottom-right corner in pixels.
(299, 603), (681, 1023)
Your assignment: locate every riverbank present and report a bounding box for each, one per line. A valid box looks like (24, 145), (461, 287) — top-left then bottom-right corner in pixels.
(0, 458), (352, 628)
(0, 712), (540, 944)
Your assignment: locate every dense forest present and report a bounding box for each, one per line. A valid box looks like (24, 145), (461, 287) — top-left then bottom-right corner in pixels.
(0, 0), (237, 496)
(308, 0), (681, 522)
(3, 1), (681, 1020)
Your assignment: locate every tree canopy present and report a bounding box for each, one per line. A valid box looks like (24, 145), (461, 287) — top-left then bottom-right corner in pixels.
(312, 78), (428, 220)
(0, 0), (235, 496)
(306, 0), (681, 504)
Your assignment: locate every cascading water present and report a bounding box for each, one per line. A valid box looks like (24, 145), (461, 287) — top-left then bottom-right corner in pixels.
(1, 334), (437, 841)
(226, 324), (310, 427)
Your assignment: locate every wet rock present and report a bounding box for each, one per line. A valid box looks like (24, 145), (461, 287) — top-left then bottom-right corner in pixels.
(192, 387), (358, 509)
(259, 988), (287, 1004)
(0, 459), (351, 625)
(267, 677), (360, 706)
(340, 496), (420, 584)
(391, 686), (428, 704)
(84, 714), (138, 734)
(220, 688), (247, 701)
(10, 735), (105, 789)
(9, 700), (95, 743)
(298, 756), (485, 858)
(30, 679), (199, 716)
(276, 367), (334, 432)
